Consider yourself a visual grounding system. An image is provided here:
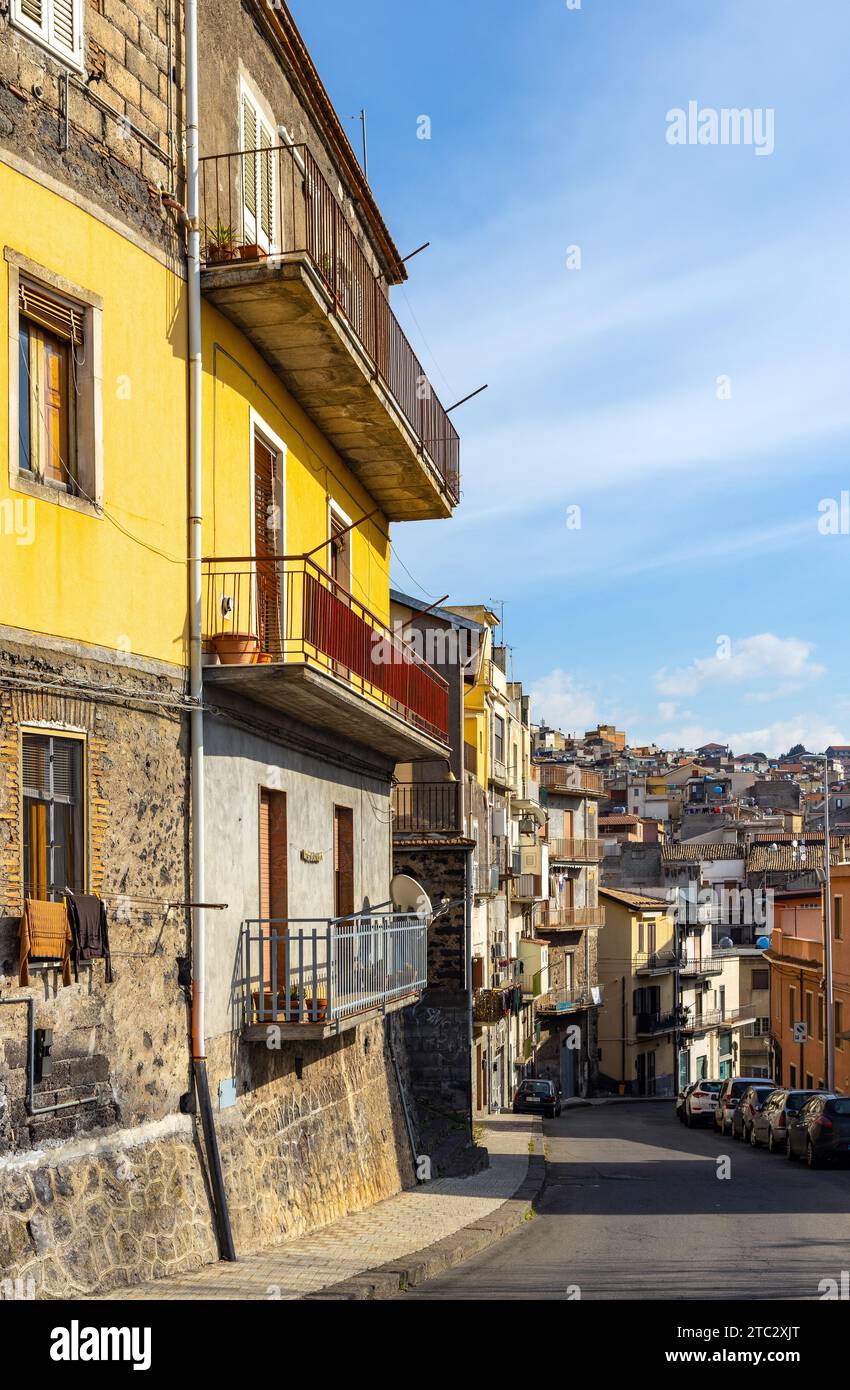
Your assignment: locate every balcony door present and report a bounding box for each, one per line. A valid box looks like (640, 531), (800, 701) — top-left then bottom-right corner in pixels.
(252, 421), (284, 658)
(258, 788), (288, 994)
(334, 806), (355, 920)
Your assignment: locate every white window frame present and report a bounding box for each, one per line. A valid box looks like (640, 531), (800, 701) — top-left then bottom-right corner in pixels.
(6, 247), (103, 517)
(248, 408), (287, 641)
(10, 0), (84, 73)
(239, 80), (276, 254)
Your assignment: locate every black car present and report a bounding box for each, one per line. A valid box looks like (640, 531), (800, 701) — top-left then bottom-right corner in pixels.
(752, 1089), (822, 1152)
(513, 1078), (561, 1118)
(732, 1084), (775, 1142)
(787, 1094), (850, 1167)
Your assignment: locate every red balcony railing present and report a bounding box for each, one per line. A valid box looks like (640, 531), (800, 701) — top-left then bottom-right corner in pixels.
(203, 555), (449, 743)
(199, 143), (460, 506)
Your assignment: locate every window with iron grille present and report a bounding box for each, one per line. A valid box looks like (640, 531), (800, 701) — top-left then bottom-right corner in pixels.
(22, 732), (86, 901)
(10, 0), (84, 70)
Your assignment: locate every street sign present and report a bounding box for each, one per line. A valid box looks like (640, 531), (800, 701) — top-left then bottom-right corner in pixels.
(793, 1022), (808, 1044)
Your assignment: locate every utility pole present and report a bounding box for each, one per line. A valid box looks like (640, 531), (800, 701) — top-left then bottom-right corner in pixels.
(824, 755), (836, 1091)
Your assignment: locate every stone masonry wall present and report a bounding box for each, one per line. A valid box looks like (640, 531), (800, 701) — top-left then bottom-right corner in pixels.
(0, 0), (184, 251)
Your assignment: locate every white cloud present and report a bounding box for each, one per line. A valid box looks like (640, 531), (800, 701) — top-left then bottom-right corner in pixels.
(657, 702), (678, 722)
(655, 634), (824, 699)
(529, 669), (597, 735)
(655, 717), (848, 760)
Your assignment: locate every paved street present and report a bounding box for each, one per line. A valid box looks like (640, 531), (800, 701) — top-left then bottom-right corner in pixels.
(408, 1101), (850, 1300)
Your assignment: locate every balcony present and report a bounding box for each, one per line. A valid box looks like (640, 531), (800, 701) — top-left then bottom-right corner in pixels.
(635, 1010), (681, 1037)
(536, 988), (596, 1017)
(634, 952), (678, 976)
(679, 956), (725, 978)
(537, 764), (604, 797)
(392, 780), (461, 834)
(513, 873), (545, 901)
(199, 144), (459, 522)
(473, 862), (500, 897)
(472, 987), (509, 1025)
(537, 904), (606, 930)
(239, 913), (427, 1040)
(548, 837), (604, 863)
(203, 556), (449, 759)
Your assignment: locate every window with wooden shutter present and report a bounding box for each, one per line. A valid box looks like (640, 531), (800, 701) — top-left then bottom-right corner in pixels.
(18, 279), (81, 489)
(22, 732), (85, 901)
(11, 0), (83, 68)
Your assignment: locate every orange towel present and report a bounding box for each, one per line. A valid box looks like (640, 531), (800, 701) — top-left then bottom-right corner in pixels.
(19, 898), (72, 987)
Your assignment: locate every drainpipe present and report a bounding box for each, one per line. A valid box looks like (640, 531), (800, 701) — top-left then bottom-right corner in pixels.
(466, 845), (475, 1135)
(186, 0), (235, 1263)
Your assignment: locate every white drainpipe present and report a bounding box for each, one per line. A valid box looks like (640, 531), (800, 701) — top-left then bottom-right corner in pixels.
(186, 0), (235, 1261)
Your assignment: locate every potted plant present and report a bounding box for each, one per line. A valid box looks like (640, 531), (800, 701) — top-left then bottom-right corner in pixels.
(287, 984), (302, 1022)
(211, 632), (260, 665)
(239, 241), (267, 262)
(306, 984), (328, 1022)
(205, 221), (238, 264)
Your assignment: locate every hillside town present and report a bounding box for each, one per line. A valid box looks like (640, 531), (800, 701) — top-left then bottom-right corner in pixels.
(0, 0), (847, 1326)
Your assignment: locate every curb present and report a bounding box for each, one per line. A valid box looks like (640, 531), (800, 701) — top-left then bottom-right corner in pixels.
(303, 1125), (547, 1300)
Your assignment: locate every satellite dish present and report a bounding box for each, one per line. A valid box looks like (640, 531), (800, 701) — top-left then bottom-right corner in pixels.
(390, 873), (432, 917)
(756, 935), (771, 950)
(718, 936), (734, 950)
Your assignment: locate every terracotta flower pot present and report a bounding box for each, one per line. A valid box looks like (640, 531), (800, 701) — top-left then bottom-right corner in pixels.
(239, 243), (267, 262)
(212, 632), (259, 665)
(306, 998), (327, 1022)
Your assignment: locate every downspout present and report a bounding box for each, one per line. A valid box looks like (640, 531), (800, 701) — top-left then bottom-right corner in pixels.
(186, 0), (235, 1263)
(466, 845), (475, 1137)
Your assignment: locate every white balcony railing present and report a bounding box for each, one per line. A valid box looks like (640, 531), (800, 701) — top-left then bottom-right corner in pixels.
(240, 914), (427, 1029)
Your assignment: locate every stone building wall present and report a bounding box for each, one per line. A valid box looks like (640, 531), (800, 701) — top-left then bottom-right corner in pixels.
(0, 0), (183, 252)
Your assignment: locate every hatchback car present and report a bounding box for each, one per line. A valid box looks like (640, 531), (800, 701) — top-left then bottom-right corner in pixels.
(684, 1079), (723, 1126)
(732, 1084), (776, 1142)
(676, 1081), (698, 1123)
(513, 1078), (561, 1118)
(752, 1089), (822, 1152)
(714, 1077), (776, 1135)
(787, 1094), (850, 1167)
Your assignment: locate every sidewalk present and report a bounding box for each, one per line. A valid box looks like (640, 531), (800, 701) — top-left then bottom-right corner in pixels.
(103, 1113), (544, 1301)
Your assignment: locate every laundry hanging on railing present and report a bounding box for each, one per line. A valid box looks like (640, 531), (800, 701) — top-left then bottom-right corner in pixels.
(66, 891), (113, 983)
(19, 898), (72, 987)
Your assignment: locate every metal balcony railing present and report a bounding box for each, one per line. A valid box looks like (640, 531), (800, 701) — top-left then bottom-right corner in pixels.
(392, 780), (461, 834)
(203, 555), (449, 742)
(537, 765), (604, 795)
(635, 1010), (681, 1036)
(634, 952), (678, 974)
(679, 956), (725, 977)
(539, 904), (606, 929)
(536, 988), (595, 1015)
(548, 837), (604, 863)
(473, 863), (500, 897)
(240, 914), (427, 1028)
(199, 143), (460, 505)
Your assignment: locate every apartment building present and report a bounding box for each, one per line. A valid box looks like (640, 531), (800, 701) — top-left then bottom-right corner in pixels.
(0, 0), (462, 1293)
(597, 889), (677, 1096)
(533, 761), (605, 1097)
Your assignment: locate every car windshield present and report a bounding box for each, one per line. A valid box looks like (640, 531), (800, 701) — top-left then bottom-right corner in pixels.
(786, 1091), (818, 1109)
(521, 1082), (551, 1096)
(698, 1081), (722, 1093)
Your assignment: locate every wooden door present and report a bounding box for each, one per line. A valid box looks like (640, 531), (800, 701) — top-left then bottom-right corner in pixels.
(254, 434), (281, 657)
(259, 789), (288, 999)
(334, 806), (354, 919)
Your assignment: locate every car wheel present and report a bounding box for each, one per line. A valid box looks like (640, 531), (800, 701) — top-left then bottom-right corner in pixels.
(806, 1139), (821, 1170)
(767, 1128), (777, 1153)
(787, 1135), (798, 1160)
(685, 1110), (693, 1128)
(750, 1124), (759, 1147)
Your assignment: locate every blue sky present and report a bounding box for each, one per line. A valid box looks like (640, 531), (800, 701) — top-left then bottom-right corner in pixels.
(293, 0), (850, 756)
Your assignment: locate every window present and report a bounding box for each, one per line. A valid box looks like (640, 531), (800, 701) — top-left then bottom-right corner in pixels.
(240, 85), (275, 251)
(22, 732), (85, 901)
(7, 252), (102, 513)
(494, 715), (505, 765)
(805, 991), (814, 1037)
(752, 968), (769, 992)
(10, 0), (83, 69)
(819, 994), (825, 1042)
(789, 1063), (798, 1087)
(836, 1001), (845, 1053)
(333, 806), (354, 919)
(835, 895), (843, 942)
(328, 502), (352, 593)
(789, 985), (797, 1025)
(806, 1073), (814, 1089)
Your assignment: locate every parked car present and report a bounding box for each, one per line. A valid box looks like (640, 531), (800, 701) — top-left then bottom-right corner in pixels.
(752, 1089), (822, 1152)
(714, 1077), (776, 1135)
(676, 1081), (698, 1123)
(787, 1094), (850, 1167)
(684, 1079), (723, 1126)
(733, 1083), (776, 1142)
(513, 1078), (561, 1119)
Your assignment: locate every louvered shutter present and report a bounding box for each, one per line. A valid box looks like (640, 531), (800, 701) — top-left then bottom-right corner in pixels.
(259, 126), (273, 241)
(22, 736), (49, 797)
(12, 0), (82, 64)
(242, 96), (258, 222)
(51, 0), (76, 53)
(20, 282), (84, 345)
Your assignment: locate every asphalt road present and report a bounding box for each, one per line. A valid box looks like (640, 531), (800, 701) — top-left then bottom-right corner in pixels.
(406, 1101), (850, 1300)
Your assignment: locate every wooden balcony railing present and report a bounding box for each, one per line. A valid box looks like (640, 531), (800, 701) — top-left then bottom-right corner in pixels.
(393, 780), (461, 834)
(548, 837), (604, 863)
(199, 143), (459, 506)
(203, 555), (449, 742)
